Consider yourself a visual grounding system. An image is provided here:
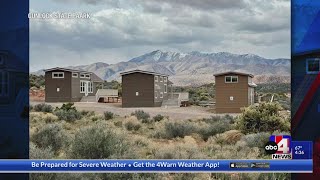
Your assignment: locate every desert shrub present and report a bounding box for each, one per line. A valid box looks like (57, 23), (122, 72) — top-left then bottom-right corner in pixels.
(90, 115), (101, 122)
(123, 118), (141, 131)
(42, 113), (59, 123)
(68, 124), (129, 159)
(34, 103), (53, 113)
(56, 102), (76, 111)
(131, 110), (150, 123)
(152, 142), (204, 159)
(54, 109), (82, 122)
(153, 114), (165, 122)
(132, 137), (150, 147)
(197, 119), (232, 141)
(29, 143), (54, 159)
(242, 132), (271, 149)
(223, 130), (244, 144)
(258, 173), (291, 180)
(163, 121), (195, 139)
(204, 137), (260, 159)
(104, 111), (114, 120)
(236, 102), (290, 134)
(114, 121), (122, 127)
(80, 110), (95, 117)
(53, 103), (82, 122)
(29, 105), (34, 112)
(31, 123), (68, 154)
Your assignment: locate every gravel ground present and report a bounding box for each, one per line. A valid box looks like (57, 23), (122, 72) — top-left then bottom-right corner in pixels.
(30, 101), (239, 120)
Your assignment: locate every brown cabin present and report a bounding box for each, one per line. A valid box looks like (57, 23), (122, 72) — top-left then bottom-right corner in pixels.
(214, 71), (257, 113)
(120, 70), (171, 107)
(44, 67), (103, 102)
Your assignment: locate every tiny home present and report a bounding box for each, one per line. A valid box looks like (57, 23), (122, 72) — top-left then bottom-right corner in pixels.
(120, 70), (170, 107)
(214, 71), (257, 113)
(44, 67), (103, 102)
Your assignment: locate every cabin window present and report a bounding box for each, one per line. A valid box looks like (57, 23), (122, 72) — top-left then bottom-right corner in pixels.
(88, 82), (93, 93)
(72, 73), (78, 78)
(160, 76), (163, 82)
(155, 76), (158, 82)
(52, 72), (64, 78)
(225, 76), (238, 83)
(164, 84), (167, 93)
(0, 71), (9, 97)
(306, 58), (320, 74)
(80, 74), (85, 78)
(160, 92), (163, 98)
(80, 81), (85, 93)
(86, 74), (90, 78)
(164, 77), (167, 82)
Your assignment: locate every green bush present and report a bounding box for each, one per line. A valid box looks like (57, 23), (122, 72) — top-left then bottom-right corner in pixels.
(163, 121), (195, 139)
(56, 102), (76, 111)
(104, 111), (114, 120)
(54, 109), (82, 122)
(31, 124), (67, 154)
(29, 143), (54, 159)
(236, 103), (290, 134)
(197, 120), (231, 141)
(153, 114), (165, 122)
(80, 110), (95, 117)
(242, 132), (271, 149)
(131, 110), (150, 123)
(33, 103), (53, 113)
(124, 119), (141, 131)
(68, 124), (129, 159)
(29, 105), (34, 112)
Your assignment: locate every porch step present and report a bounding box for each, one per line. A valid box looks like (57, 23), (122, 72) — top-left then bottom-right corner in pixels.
(162, 99), (180, 107)
(80, 96), (97, 102)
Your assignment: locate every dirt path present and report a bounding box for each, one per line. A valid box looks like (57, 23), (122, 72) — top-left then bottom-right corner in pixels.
(30, 102), (238, 120)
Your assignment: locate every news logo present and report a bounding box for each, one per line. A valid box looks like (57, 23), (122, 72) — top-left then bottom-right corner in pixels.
(265, 135), (292, 159)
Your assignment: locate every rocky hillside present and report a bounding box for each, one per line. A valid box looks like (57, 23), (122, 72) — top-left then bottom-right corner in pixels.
(32, 50), (290, 86)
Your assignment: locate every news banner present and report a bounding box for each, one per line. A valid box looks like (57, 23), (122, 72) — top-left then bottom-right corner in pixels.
(0, 136), (313, 173)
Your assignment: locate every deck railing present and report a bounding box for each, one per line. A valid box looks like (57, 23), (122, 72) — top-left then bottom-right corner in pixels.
(96, 89), (119, 102)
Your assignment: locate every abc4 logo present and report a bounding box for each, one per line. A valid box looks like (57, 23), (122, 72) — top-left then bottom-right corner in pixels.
(265, 138), (291, 155)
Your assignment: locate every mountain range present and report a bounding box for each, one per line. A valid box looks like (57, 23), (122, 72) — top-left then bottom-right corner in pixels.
(32, 50), (290, 86)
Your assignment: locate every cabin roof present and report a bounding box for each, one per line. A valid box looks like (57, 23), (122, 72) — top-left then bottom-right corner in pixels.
(120, 69), (169, 77)
(213, 71), (254, 78)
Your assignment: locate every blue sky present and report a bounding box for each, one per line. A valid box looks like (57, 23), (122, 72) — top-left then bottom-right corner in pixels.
(30, 0), (291, 71)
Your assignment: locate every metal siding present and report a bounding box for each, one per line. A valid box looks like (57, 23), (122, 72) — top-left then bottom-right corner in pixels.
(122, 73), (154, 107)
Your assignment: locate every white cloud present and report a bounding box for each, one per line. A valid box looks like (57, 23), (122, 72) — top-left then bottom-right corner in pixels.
(30, 0), (290, 70)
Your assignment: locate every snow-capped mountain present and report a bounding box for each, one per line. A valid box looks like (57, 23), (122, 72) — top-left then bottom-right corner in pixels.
(32, 50), (290, 86)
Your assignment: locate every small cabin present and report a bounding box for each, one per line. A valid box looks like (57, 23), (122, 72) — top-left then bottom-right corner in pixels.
(44, 67), (103, 102)
(214, 71), (257, 113)
(120, 70), (170, 107)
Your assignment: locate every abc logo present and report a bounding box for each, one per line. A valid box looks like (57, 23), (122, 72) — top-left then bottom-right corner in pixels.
(265, 141), (278, 154)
